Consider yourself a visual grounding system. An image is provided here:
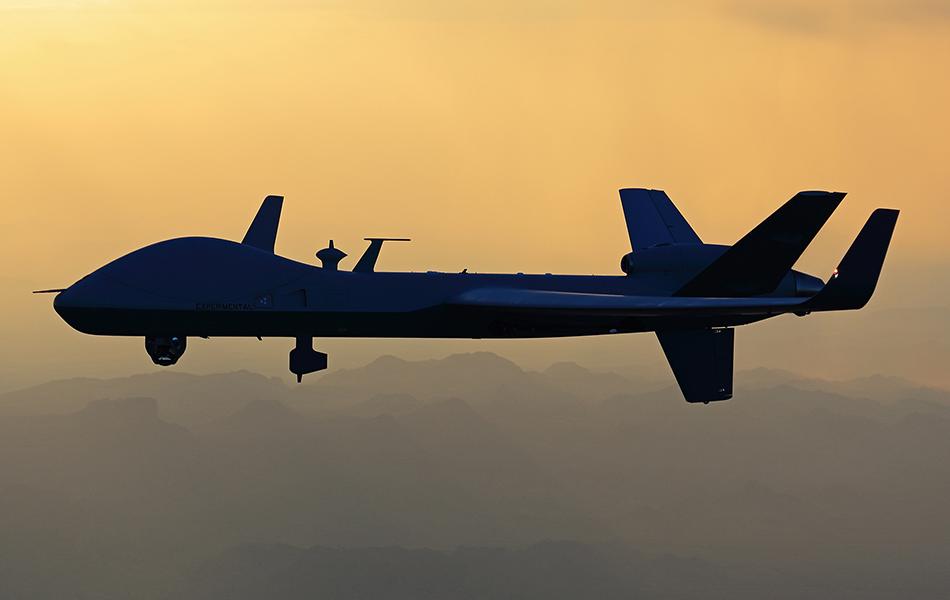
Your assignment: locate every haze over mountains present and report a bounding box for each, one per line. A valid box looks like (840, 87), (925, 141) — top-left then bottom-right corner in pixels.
(5, 299), (948, 394)
(1, 353), (948, 599)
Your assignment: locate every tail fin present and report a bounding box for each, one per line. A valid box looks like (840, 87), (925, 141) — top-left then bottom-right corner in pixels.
(657, 328), (734, 403)
(803, 208), (899, 312)
(676, 191), (845, 297)
(242, 195), (284, 253)
(620, 188), (702, 251)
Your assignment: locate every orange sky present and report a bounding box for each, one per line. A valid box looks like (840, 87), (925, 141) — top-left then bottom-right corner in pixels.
(1, 1), (948, 389)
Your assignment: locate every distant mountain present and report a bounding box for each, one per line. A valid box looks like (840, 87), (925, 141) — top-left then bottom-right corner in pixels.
(738, 367), (950, 406)
(1, 355), (949, 598)
(0, 396), (204, 503)
(737, 306), (950, 388)
(0, 370), (288, 426)
(543, 360), (657, 400)
(298, 352), (533, 410)
(397, 398), (601, 543)
(348, 392), (425, 417)
(12, 353), (942, 425)
(0, 397), (215, 599)
(289, 351), (647, 418)
(177, 535), (950, 600)
(176, 541), (723, 600)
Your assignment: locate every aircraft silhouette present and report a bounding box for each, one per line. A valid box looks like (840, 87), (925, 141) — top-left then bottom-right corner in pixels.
(41, 190), (898, 403)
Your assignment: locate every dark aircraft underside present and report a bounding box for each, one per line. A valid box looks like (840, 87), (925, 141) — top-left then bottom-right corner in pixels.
(55, 304), (772, 339)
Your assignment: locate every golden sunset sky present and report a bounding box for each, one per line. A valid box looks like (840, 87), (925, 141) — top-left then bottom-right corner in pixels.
(2, 0), (948, 389)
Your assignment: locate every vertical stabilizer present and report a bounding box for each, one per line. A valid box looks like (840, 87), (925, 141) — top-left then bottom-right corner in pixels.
(620, 188), (702, 251)
(803, 208), (899, 311)
(242, 195), (284, 253)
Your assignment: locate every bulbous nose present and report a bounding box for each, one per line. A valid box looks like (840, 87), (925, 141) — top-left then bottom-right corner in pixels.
(53, 276), (97, 312)
(53, 271), (111, 333)
(53, 286), (79, 318)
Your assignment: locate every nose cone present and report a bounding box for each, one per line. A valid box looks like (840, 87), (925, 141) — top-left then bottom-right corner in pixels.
(52, 285), (79, 313)
(53, 276), (102, 332)
(52, 268), (133, 334)
(53, 271), (103, 310)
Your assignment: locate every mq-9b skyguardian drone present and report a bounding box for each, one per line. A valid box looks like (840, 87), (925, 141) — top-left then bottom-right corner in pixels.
(41, 189), (898, 403)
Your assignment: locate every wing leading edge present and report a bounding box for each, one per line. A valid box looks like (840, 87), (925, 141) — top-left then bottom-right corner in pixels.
(449, 288), (807, 317)
(676, 191), (845, 297)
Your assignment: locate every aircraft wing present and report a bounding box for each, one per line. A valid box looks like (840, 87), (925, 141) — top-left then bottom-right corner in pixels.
(676, 191), (845, 297)
(449, 288), (807, 317)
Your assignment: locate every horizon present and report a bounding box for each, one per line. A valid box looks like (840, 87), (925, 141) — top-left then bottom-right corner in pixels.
(4, 349), (948, 395)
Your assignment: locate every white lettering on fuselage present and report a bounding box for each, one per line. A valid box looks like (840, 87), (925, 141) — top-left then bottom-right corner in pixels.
(195, 303), (255, 311)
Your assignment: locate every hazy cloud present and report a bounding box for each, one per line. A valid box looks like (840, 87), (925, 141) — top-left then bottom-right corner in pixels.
(725, 0), (950, 33)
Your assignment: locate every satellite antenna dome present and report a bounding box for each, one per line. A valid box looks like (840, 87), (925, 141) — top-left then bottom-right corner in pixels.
(316, 240), (347, 271)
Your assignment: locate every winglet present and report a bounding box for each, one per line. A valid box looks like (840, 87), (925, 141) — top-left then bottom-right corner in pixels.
(804, 208), (899, 312)
(242, 195), (284, 253)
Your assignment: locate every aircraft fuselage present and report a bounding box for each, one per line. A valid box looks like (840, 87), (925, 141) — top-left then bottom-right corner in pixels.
(54, 237), (770, 340)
